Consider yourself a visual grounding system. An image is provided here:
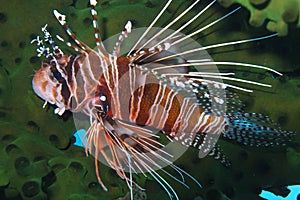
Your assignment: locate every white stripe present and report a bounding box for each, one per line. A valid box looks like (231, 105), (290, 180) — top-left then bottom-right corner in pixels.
(91, 9), (97, 16)
(145, 80), (163, 125)
(179, 103), (197, 134)
(146, 82), (167, 126)
(93, 20), (97, 29)
(158, 90), (178, 128)
(132, 70), (147, 122)
(190, 112), (206, 135)
(172, 97), (190, 131)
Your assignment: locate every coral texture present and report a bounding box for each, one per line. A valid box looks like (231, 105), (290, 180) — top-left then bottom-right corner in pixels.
(0, 122), (127, 199)
(218, 0), (300, 36)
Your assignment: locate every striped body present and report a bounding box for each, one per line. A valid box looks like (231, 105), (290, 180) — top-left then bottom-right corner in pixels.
(33, 47), (226, 151)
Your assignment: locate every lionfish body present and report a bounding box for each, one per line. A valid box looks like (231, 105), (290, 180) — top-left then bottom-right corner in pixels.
(32, 0), (294, 199)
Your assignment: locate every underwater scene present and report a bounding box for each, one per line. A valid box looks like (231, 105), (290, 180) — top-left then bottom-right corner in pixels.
(0, 0), (300, 199)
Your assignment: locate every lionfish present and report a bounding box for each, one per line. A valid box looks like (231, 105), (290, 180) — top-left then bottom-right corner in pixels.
(31, 0), (294, 199)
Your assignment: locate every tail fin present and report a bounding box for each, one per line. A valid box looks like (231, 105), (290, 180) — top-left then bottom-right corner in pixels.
(223, 112), (295, 147)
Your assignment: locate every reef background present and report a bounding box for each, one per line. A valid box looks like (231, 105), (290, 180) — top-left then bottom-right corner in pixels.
(0, 0), (299, 199)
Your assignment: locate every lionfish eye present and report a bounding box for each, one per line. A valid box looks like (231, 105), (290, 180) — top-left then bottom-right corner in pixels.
(99, 95), (109, 113)
(99, 95), (107, 102)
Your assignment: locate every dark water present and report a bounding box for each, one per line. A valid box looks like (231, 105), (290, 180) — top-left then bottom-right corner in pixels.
(0, 0), (299, 199)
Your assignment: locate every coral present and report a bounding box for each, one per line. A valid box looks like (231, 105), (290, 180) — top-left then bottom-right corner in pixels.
(0, 122), (127, 199)
(217, 0), (300, 36)
(287, 147), (300, 168)
(0, 67), (11, 110)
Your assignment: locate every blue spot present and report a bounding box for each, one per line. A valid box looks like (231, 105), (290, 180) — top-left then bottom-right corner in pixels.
(73, 129), (87, 147)
(271, 74), (276, 79)
(259, 185), (300, 200)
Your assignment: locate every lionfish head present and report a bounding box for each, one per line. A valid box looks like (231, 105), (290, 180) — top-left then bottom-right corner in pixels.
(32, 58), (68, 115)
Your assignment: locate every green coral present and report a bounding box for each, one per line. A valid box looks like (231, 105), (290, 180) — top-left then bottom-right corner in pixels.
(287, 147), (300, 167)
(0, 122), (126, 199)
(218, 0), (300, 36)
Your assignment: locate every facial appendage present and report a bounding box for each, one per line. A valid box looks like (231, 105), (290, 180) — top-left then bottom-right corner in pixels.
(32, 63), (66, 115)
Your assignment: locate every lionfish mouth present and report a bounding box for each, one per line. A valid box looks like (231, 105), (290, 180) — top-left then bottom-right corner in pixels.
(31, 0), (295, 199)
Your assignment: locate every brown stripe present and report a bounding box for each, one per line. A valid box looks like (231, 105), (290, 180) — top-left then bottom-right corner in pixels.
(41, 81), (48, 92)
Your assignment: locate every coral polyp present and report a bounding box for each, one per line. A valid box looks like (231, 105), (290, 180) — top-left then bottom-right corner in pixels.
(218, 0), (300, 36)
